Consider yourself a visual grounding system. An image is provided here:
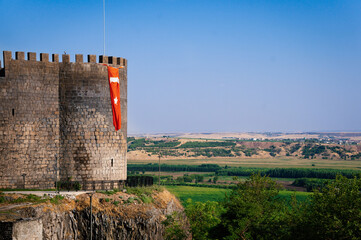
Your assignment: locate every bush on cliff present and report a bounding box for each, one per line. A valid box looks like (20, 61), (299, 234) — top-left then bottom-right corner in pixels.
(185, 200), (223, 240)
(293, 175), (361, 240)
(163, 211), (190, 240)
(210, 173), (289, 240)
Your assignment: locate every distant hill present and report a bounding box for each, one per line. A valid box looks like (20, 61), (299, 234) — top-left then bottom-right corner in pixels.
(129, 132), (361, 142)
(127, 136), (361, 161)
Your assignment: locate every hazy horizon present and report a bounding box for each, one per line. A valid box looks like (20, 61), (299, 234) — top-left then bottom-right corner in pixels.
(1, 0), (360, 133)
(129, 130), (361, 135)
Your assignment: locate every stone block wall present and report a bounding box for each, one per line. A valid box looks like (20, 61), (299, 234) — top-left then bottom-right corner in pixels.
(0, 219), (43, 240)
(59, 55), (127, 182)
(0, 222), (13, 240)
(0, 51), (127, 189)
(0, 51), (60, 189)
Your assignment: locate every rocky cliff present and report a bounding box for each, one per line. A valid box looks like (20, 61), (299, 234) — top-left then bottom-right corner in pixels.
(0, 188), (190, 240)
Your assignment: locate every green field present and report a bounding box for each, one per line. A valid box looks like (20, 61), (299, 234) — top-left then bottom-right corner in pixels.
(165, 185), (231, 205)
(165, 185), (312, 206)
(278, 190), (312, 202)
(151, 172), (297, 183)
(130, 156), (361, 170)
(211, 175), (297, 182)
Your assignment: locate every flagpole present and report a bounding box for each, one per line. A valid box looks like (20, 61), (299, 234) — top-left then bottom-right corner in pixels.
(103, 0), (106, 56)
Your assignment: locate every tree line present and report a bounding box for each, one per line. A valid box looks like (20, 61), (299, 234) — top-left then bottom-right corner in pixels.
(128, 163), (222, 172)
(128, 164), (361, 179)
(217, 167), (361, 179)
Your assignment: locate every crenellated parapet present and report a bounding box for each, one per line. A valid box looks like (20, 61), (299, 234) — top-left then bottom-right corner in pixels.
(2, 50), (127, 68)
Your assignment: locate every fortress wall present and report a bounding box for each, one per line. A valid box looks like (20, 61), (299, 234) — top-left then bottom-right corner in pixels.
(0, 51), (60, 189)
(0, 51), (128, 189)
(59, 55), (127, 182)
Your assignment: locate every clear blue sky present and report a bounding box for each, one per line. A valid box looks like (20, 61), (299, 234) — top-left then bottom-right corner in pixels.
(1, 0), (361, 133)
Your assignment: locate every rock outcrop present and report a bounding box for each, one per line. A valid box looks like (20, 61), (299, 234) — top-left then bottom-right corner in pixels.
(0, 189), (190, 240)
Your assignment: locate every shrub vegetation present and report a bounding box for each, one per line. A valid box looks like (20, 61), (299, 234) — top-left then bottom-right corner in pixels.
(183, 174), (361, 240)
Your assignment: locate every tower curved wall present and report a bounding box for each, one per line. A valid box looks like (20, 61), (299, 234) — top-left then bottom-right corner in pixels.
(59, 58), (127, 182)
(0, 51), (127, 189)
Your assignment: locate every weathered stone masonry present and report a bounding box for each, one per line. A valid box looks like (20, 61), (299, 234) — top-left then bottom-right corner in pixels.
(0, 51), (127, 189)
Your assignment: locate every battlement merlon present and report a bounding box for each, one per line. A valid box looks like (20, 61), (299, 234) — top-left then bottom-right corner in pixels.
(2, 51), (127, 68)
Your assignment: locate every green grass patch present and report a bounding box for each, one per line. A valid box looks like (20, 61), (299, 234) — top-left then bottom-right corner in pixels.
(0, 193), (66, 205)
(214, 175), (297, 182)
(125, 197), (136, 204)
(126, 185), (164, 197)
(49, 195), (64, 204)
(15, 194), (44, 203)
(166, 185), (312, 206)
(165, 185), (231, 205)
(139, 194), (153, 203)
(96, 189), (121, 196)
(278, 190), (312, 202)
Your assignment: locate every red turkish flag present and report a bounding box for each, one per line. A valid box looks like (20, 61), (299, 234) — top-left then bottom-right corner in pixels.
(107, 66), (121, 131)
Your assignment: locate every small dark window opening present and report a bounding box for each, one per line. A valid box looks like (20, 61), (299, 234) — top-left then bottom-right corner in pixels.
(111, 159), (113, 167)
(12, 109), (15, 116)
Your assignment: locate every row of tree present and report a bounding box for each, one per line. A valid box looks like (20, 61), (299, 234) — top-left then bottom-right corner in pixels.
(292, 178), (329, 192)
(128, 138), (181, 150)
(217, 167), (361, 179)
(128, 163), (222, 172)
(177, 141), (236, 148)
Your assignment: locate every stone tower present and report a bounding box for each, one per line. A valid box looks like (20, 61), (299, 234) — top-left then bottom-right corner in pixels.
(0, 51), (127, 189)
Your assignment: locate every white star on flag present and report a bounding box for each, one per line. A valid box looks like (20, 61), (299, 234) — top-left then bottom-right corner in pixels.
(114, 97), (118, 105)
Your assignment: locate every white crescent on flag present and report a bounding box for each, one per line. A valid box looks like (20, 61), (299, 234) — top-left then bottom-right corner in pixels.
(110, 77), (119, 83)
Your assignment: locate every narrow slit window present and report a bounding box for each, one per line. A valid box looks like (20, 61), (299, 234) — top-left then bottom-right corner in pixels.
(12, 109), (15, 116)
(111, 159), (113, 167)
